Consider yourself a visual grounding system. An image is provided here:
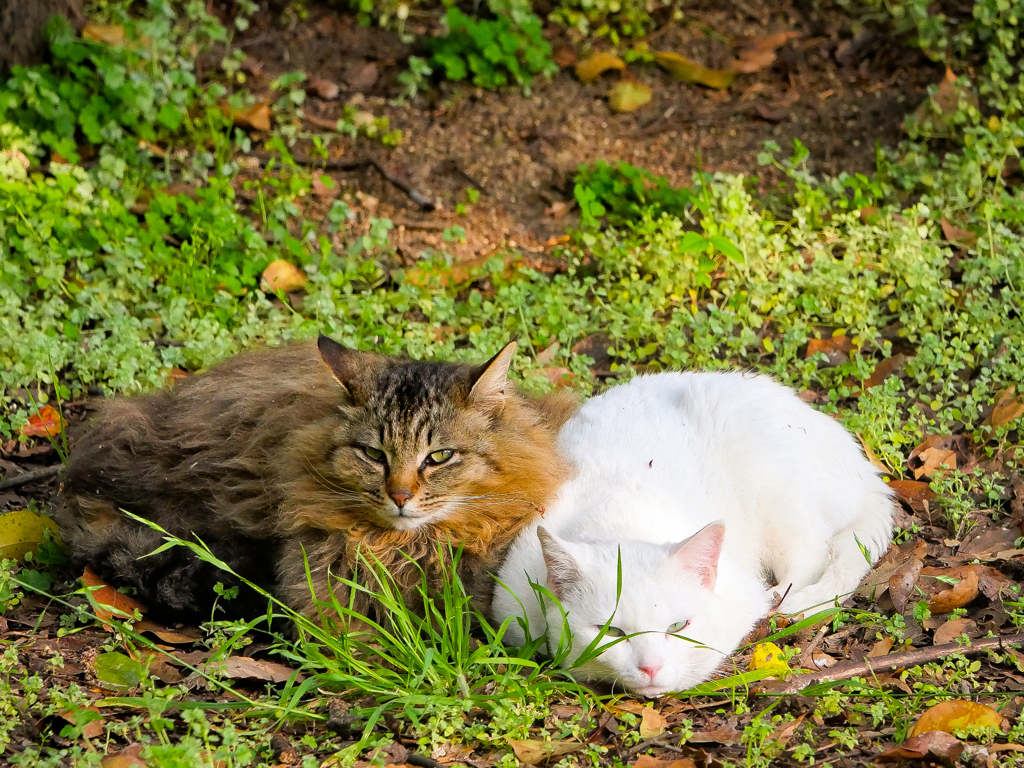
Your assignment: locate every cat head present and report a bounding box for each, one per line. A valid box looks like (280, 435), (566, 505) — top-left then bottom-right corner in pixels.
(306, 335), (563, 535)
(536, 522), (730, 697)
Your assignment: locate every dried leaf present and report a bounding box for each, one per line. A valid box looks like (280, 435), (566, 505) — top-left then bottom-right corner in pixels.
(0, 509), (60, 560)
(913, 448), (957, 479)
(868, 636), (894, 657)
(639, 706), (667, 739)
(888, 555), (924, 615)
(887, 480), (936, 504)
(134, 619), (203, 645)
(634, 757), (697, 768)
(536, 342), (560, 365)
(986, 386), (1024, 428)
(508, 739), (584, 765)
(221, 100), (272, 132)
(655, 51), (736, 90)
(927, 567), (980, 614)
(730, 48), (777, 74)
(857, 539), (927, 600)
(959, 527), (1021, 557)
(877, 731), (964, 767)
(83, 567), (147, 624)
(344, 62), (379, 91)
(261, 260), (307, 293)
(905, 68), (979, 138)
(206, 656), (300, 684)
(307, 78), (340, 100)
(858, 434), (890, 474)
(83, 24), (125, 45)
(102, 745), (146, 768)
(21, 404), (66, 437)
(539, 367), (574, 387)
(575, 52), (626, 82)
(933, 618), (977, 645)
(552, 46), (577, 68)
(805, 335), (854, 359)
(59, 706), (104, 739)
(608, 80), (652, 112)
(865, 353), (911, 389)
(910, 700), (1007, 738)
(312, 174), (338, 198)
(941, 217), (978, 248)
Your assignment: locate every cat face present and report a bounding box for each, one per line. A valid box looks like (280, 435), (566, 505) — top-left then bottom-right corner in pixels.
(315, 336), (533, 531)
(537, 523), (729, 697)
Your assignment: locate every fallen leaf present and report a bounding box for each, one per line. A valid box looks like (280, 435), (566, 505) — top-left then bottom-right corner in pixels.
(165, 368), (189, 387)
(608, 80), (652, 112)
(639, 706), (667, 739)
(811, 650), (837, 668)
(910, 700), (1007, 738)
(933, 618), (977, 645)
(730, 48), (776, 74)
(908, 435), (967, 479)
(749, 642), (790, 676)
(887, 480), (936, 504)
(220, 100), (272, 132)
(545, 200), (569, 218)
(134, 619), (203, 644)
(83, 567), (147, 624)
(959, 527), (1021, 557)
(94, 652), (147, 689)
(21, 404), (66, 438)
(771, 713), (805, 747)
(655, 51), (736, 90)
(866, 353), (911, 389)
(261, 260), (307, 293)
(877, 731), (964, 767)
(536, 342), (560, 365)
(688, 725), (743, 745)
(858, 434), (890, 474)
(206, 656), (300, 684)
(0, 509), (60, 560)
(343, 63), (379, 92)
(552, 46), (577, 68)
(59, 706), (104, 739)
(312, 174), (338, 198)
(857, 539), (927, 600)
(83, 24), (125, 45)
(927, 567), (980, 614)
(868, 636), (894, 657)
(913, 447), (957, 479)
(991, 743), (1024, 753)
(240, 56), (264, 77)
(307, 78), (340, 100)
(941, 217), (978, 248)
(508, 739), (584, 765)
(888, 554), (924, 615)
(575, 52), (626, 82)
(985, 386), (1024, 428)
(634, 756), (697, 768)
(102, 745), (146, 768)
(905, 68), (979, 138)
(607, 700), (645, 715)
(805, 335), (854, 360)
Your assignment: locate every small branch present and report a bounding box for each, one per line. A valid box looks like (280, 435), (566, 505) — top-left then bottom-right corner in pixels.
(0, 464), (62, 492)
(774, 633), (1024, 695)
(253, 152), (436, 211)
(406, 755), (444, 768)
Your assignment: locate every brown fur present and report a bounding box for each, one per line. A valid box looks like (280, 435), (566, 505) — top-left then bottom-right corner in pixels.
(55, 338), (571, 625)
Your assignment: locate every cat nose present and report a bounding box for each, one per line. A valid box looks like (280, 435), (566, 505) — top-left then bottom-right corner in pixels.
(390, 490), (413, 508)
(639, 663), (662, 680)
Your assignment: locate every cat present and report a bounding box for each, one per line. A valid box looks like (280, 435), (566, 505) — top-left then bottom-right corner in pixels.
(492, 371), (894, 696)
(55, 335), (572, 625)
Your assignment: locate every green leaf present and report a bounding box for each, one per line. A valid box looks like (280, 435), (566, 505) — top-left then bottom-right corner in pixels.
(710, 234), (744, 264)
(678, 231), (709, 252)
(94, 652), (146, 689)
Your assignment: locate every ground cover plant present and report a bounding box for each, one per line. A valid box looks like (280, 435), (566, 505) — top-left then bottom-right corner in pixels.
(2, 0), (1024, 766)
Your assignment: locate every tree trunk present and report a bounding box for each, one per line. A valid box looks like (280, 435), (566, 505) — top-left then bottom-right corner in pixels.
(0, 0), (84, 72)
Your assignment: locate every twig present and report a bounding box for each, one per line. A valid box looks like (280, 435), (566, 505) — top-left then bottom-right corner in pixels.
(406, 755), (444, 768)
(773, 633), (1024, 695)
(0, 464), (62, 491)
(252, 152), (436, 211)
(794, 624), (831, 670)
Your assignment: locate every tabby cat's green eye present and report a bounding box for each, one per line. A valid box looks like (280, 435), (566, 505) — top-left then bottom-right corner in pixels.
(667, 620), (690, 634)
(427, 449), (454, 465)
(362, 446), (385, 462)
(603, 626), (626, 638)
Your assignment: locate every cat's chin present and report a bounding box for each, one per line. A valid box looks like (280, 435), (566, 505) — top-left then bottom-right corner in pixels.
(386, 510), (442, 531)
(630, 683), (675, 699)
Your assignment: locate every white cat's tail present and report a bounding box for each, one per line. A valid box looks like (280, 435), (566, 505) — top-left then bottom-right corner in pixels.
(777, 485), (896, 615)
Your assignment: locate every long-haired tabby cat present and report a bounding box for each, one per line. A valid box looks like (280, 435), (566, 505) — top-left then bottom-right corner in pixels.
(55, 335), (571, 625)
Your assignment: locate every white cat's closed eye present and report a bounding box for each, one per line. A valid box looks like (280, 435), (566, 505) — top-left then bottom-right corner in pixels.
(600, 626), (626, 638)
(667, 620), (690, 634)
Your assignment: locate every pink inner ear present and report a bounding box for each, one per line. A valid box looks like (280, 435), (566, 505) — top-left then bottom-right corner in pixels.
(671, 521), (725, 590)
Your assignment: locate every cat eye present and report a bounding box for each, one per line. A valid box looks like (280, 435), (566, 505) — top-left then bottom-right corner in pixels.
(362, 446), (386, 462)
(667, 621), (690, 634)
(425, 449), (454, 465)
(602, 626), (626, 638)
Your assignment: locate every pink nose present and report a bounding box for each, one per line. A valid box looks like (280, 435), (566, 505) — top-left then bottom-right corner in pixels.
(390, 490), (413, 507)
(639, 663), (662, 680)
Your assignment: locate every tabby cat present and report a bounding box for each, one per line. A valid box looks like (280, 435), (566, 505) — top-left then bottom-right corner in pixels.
(55, 335), (571, 624)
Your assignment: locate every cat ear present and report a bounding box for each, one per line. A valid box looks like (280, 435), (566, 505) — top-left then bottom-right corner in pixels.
(317, 334), (362, 392)
(537, 526), (582, 599)
(670, 521), (725, 590)
(469, 341), (517, 411)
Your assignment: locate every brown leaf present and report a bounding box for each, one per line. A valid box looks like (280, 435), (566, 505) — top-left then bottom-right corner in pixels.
(771, 713), (805, 747)
(941, 217), (978, 248)
(688, 725), (743, 745)
(985, 386), (1024, 428)
(545, 200), (570, 219)
(83, 24), (125, 45)
(220, 100), (272, 132)
(910, 700), (1007, 738)
(927, 567), (980, 614)
(868, 636), (894, 657)
(888, 555), (924, 615)
(932, 618), (977, 645)
(59, 706), (104, 739)
(639, 706), (667, 739)
(206, 656), (300, 684)
(608, 80), (652, 112)
(343, 62), (379, 92)
(634, 757), (697, 768)
(261, 260), (307, 293)
(552, 46), (577, 68)
(312, 174), (338, 198)
(877, 731), (964, 767)
(508, 739), (584, 765)
(102, 745), (146, 768)
(887, 480), (936, 505)
(536, 342), (560, 365)
(857, 434), (890, 474)
(908, 435), (968, 479)
(83, 567), (146, 625)
(866, 353), (911, 389)
(305, 78), (340, 100)
(134, 619), (203, 645)
(21, 405), (65, 438)
(805, 335), (854, 360)
(240, 56), (264, 77)
(575, 52), (626, 82)
(730, 48), (776, 74)
(905, 68), (979, 138)
(654, 51), (736, 90)
(960, 527), (1022, 557)
(857, 539), (927, 600)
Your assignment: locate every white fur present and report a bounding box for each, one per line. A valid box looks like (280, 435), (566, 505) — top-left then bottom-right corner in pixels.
(492, 371), (894, 696)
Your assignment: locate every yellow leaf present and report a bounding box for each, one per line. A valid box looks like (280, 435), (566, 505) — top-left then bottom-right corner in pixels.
(83, 24), (125, 45)
(575, 52), (626, 83)
(508, 739), (584, 765)
(608, 80), (652, 112)
(654, 52), (735, 90)
(0, 509), (60, 560)
(749, 642), (790, 676)
(639, 706), (667, 739)
(910, 700), (1007, 738)
(261, 260), (307, 293)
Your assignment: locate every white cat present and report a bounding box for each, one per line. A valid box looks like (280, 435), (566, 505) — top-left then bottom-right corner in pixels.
(492, 371), (894, 696)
